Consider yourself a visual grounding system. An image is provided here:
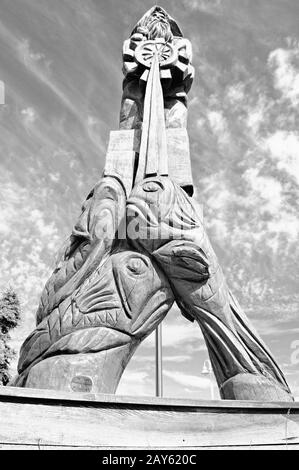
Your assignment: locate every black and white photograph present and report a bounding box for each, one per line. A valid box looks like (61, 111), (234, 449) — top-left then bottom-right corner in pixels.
(0, 0), (298, 454)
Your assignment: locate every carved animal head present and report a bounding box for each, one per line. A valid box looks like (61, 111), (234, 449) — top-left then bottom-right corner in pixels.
(17, 241), (174, 380)
(74, 247), (174, 337)
(36, 176), (126, 325)
(127, 176), (203, 253)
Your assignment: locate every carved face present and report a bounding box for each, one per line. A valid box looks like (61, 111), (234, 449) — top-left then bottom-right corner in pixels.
(146, 13), (173, 41)
(136, 7), (173, 42)
(131, 6), (183, 41)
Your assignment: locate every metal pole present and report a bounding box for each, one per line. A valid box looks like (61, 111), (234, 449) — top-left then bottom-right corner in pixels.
(210, 371), (215, 400)
(155, 323), (163, 397)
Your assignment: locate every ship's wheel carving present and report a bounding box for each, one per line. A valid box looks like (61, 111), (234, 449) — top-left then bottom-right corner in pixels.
(135, 40), (178, 69)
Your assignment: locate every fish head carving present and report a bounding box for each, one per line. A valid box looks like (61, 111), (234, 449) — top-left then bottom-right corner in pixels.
(111, 249), (174, 335)
(74, 246), (174, 337)
(36, 176), (126, 324)
(127, 176), (203, 254)
(16, 246), (174, 377)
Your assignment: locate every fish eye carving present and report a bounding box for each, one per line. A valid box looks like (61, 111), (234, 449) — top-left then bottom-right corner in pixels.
(142, 180), (164, 192)
(126, 256), (149, 275)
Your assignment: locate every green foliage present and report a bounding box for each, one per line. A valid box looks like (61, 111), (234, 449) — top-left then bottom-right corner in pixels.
(0, 288), (21, 385)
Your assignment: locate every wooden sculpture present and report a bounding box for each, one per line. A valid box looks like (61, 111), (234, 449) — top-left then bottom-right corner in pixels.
(13, 6), (293, 401)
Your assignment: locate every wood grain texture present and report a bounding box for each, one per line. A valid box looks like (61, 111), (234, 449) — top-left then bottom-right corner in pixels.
(104, 130), (137, 196)
(104, 128), (193, 196)
(12, 173), (174, 392)
(127, 176), (293, 401)
(0, 387), (298, 449)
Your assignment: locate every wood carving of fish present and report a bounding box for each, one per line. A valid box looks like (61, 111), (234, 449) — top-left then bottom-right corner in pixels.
(13, 176), (174, 391)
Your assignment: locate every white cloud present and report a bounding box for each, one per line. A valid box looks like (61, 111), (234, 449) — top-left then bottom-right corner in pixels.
(268, 46), (299, 107)
(267, 213), (299, 241)
(21, 107), (37, 126)
(163, 370), (211, 389)
(142, 320), (204, 349)
(116, 370), (152, 396)
(189, 96), (200, 108)
(86, 115), (105, 152)
(49, 172), (60, 183)
(28, 209), (58, 240)
(0, 176), (61, 361)
(183, 0), (223, 14)
(264, 130), (299, 185)
(163, 355), (192, 363)
(243, 168), (282, 215)
(227, 83), (245, 104)
(246, 98), (267, 136)
(18, 38), (48, 66)
(16, 38), (78, 117)
(207, 110), (230, 146)
(132, 353), (192, 364)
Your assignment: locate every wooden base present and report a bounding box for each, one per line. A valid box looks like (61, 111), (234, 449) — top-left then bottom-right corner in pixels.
(0, 386), (299, 449)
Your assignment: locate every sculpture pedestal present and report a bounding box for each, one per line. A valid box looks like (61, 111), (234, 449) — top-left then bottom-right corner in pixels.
(0, 386), (298, 449)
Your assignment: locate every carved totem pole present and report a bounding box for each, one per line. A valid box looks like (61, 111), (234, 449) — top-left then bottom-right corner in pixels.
(13, 6), (293, 401)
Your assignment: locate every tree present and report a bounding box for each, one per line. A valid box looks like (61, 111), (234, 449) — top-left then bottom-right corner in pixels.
(0, 288), (21, 385)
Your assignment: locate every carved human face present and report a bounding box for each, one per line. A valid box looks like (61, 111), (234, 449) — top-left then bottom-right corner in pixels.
(145, 10), (173, 41)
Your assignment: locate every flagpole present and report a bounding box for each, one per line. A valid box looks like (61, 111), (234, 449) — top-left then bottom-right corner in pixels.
(155, 323), (163, 397)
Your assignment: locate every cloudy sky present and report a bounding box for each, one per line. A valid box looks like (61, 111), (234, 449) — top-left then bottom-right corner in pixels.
(0, 0), (299, 400)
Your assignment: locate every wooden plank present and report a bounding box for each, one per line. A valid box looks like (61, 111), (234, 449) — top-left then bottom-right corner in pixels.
(1, 444), (299, 450)
(0, 387), (299, 449)
(103, 128), (193, 197)
(167, 128), (193, 188)
(103, 130), (138, 196)
(0, 400), (298, 448)
(1, 386), (298, 410)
